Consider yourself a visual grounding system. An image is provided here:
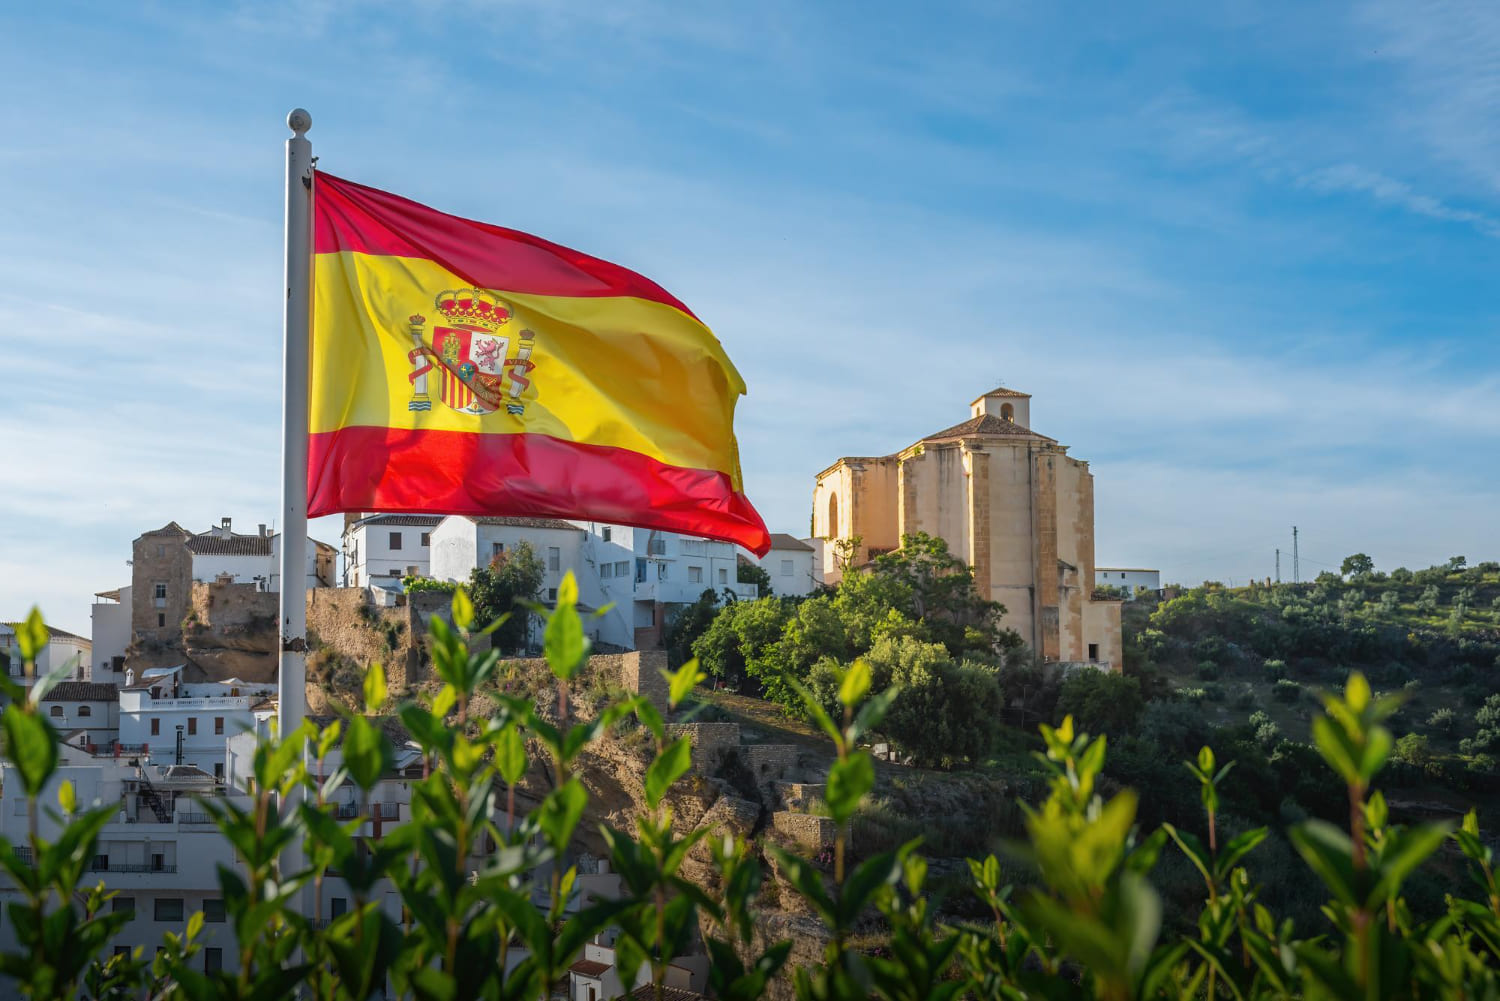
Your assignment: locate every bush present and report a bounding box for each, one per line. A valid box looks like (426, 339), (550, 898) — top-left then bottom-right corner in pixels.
(1272, 678), (1301, 703)
(1232, 686), (1256, 710)
(1262, 658), (1287, 681)
(1427, 707), (1458, 736)
(1195, 660), (1217, 681)
(1392, 733), (1431, 767)
(1201, 681), (1225, 702)
(4, 601), (1500, 1000)
(1056, 667), (1144, 736)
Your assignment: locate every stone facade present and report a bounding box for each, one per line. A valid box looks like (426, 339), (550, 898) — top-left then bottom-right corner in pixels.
(772, 812), (838, 850)
(667, 722), (743, 773)
(811, 387), (1123, 670)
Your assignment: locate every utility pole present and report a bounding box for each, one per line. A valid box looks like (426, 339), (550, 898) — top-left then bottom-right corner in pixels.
(1275, 548), (1281, 584)
(1292, 526), (1300, 584)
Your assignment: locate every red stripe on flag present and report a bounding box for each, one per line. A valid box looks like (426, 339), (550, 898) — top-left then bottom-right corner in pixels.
(314, 173), (699, 321)
(308, 426), (771, 556)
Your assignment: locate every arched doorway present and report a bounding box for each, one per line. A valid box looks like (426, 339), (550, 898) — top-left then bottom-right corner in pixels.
(1001, 403), (1014, 420)
(828, 493), (839, 538)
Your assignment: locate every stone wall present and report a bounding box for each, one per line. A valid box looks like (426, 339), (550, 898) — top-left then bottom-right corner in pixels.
(744, 744), (798, 783)
(189, 581), (277, 630)
(618, 649), (669, 710)
(667, 722), (742, 773)
(772, 812), (837, 850)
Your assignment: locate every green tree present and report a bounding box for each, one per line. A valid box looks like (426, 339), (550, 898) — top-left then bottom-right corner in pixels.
(1392, 732), (1432, 767)
(467, 539), (545, 653)
(861, 634), (1003, 768)
(736, 559), (773, 597)
(663, 588), (723, 668)
(1416, 584), (1440, 614)
(1055, 667), (1143, 736)
(1341, 553), (1375, 578)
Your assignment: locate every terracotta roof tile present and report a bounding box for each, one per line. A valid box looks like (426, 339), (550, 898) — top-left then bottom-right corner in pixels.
(767, 534), (814, 552)
(41, 682), (118, 702)
(971, 385), (1031, 399)
(569, 960), (611, 977)
(186, 534), (273, 556)
(470, 516), (581, 531)
(922, 413), (1055, 444)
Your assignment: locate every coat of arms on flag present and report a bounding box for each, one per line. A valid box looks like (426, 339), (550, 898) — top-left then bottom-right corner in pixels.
(404, 287), (535, 416)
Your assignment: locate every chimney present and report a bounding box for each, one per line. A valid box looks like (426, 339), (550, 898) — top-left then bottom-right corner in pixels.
(221, 516), (232, 532)
(258, 523), (267, 538)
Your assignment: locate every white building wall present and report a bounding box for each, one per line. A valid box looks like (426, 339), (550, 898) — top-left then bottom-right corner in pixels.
(346, 520), (435, 586)
(750, 544), (819, 597)
(1094, 568), (1161, 597)
(91, 587), (132, 681)
(45, 699), (119, 747)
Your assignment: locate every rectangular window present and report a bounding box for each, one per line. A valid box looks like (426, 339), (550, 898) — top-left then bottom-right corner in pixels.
(718, 568), (728, 585)
(602, 527), (612, 542)
(113, 896), (136, 917)
(93, 853), (108, 870)
(151, 853), (165, 873)
(153, 583), (167, 600)
(1088, 643), (1100, 662)
(154, 898), (184, 922)
(214, 717), (224, 734)
(636, 558), (646, 583)
(688, 566), (702, 584)
(616, 561), (630, 577)
(150, 718), (160, 737)
(204, 947), (223, 973)
(420, 532), (430, 547)
(202, 898), (226, 923)
(547, 588), (558, 602)
(388, 532), (402, 550)
(330, 897), (348, 918)
(187, 717), (196, 736)
(214, 763), (225, 781)
(600, 564), (611, 579)
(780, 560), (794, 576)
(157, 613), (165, 628)
(547, 547), (561, 572)
(491, 542), (504, 558)
(649, 538), (666, 555)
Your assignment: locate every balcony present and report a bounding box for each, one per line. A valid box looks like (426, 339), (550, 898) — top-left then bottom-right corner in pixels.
(89, 862), (178, 874)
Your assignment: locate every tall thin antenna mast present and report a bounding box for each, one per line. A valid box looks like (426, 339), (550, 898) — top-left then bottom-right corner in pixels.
(1275, 548), (1281, 584)
(1292, 526), (1300, 584)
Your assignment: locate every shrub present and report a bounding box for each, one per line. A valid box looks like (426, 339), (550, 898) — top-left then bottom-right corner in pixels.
(1427, 707), (1458, 736)
(1392, 733), (1431, 767)
(1262, 658), (1287, 681)
(3, 602), (1498, 1000)
(1195, 660), (1216, 681)
(1232, 687), (1255, 710)
(1272, 678), (1301, 703)
(1255, 720), (1281, 745)
(1201, 681), (1225, 702)
(1055, 667), (1144, 736)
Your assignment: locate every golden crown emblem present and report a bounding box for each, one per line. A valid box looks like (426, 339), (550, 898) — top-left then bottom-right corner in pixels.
(434, 287), (513, 332)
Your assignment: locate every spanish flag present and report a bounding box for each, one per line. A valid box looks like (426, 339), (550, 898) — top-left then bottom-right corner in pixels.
(309, 173), (771, 555)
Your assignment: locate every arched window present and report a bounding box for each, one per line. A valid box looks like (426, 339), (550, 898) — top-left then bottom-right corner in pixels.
(828, 494), (840, 538)
(1001, 403), (1014, 421)
(78, 705), (92, 718)
(48, 705), (63, 719)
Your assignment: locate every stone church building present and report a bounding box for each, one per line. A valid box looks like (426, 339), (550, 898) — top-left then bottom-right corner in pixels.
(812, 387), (1122, 670)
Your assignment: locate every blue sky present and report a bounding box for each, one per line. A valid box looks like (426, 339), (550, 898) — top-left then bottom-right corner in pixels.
(2, 1), (1498, 634)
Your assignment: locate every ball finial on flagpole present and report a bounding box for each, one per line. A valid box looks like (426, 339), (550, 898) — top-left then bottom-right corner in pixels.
(287, 108), (312, 135)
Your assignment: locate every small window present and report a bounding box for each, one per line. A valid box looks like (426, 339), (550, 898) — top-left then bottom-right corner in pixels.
(214, 763), (225, 781)
(204, 947), (223, 973)
(156, 545), (166, 557)
(330, 897), (348, 918)
(1088, 643), (1100, 662)
(48, 706), (63, 719)
(151, 853), (165, 873)
(688, 566), (702, 584)
(113, 896), (136, 917)
(78, 705), (91, 718)
(616, 561), (630, 577)
(154, 897), (183, 921)
(187, 718), (197, 736)
(214, 717), (224, 734)
(547, 547), (561, 572)
(780, 560), (794, 577)
(150, 718), (160, 736)
(420, 532), (430, 547)
(1001, 402), (1014, 420)
(600, 564), (612, 579)
(602, 527), (612, 542)
(202, 898), (226, 923)
(388, 532), (402, 550)
(92, 853), (108, 870)
(718, 568), (728, 585)
(547, 588), (558, 602)
(157, 613), (165, 628)
(154, 583), (167, 600)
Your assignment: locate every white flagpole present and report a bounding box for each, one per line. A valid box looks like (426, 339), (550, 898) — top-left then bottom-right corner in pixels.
(278, 108), (313, 822)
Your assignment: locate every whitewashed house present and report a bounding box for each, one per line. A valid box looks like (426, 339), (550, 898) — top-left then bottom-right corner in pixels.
(1, 621), (92, 686)
(427, 517), (758, 651)
(748, 534), (821, 597)
(41, 681), (119, 750)
(340, 514), (443, 587)
(1094, 567), (1161, 598)
(91, 587), (132, 683)
(118, 666), (271, 778)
